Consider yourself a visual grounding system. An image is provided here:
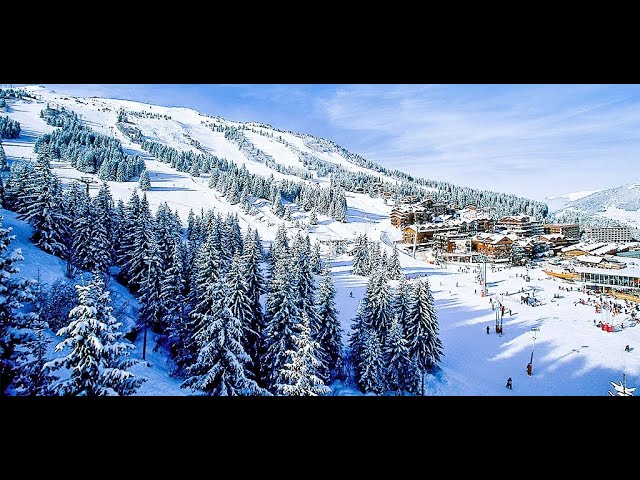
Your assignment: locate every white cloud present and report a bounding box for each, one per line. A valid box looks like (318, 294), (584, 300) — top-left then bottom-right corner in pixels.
(315, 84), (640, 199)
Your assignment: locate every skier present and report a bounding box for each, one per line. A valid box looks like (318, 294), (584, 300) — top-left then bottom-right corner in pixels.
(349, 291), (353, 298)
(625, 345), (630, 352)
(526, 363), (532, 376)
(486, 325), (490, 335)
(506, 377), (512, 389)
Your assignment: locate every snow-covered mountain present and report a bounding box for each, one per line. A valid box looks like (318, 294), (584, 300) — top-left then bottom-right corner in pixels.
(545, 190), (602, 212)
(552, 183), (640, 238)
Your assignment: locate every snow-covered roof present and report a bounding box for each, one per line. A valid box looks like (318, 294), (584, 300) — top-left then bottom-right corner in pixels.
(576, 255), (604, 264)
(576, 265), (640, 277)
(590, 243), (619, 256)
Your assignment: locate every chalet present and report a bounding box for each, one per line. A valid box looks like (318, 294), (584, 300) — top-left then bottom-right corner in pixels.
(472, 233), (517, 258)
(495, 215), (543, 237)
(403, 223), (459, 244)
(353, 186), (365, 194)
(381, 191), (394, 200)
(434, 232), (472, 253)
(390, 206), (429, 228)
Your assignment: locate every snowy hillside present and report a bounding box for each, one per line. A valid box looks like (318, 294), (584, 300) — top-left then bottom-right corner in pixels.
(2, 85), (639, 397)
(545, 190), (602, 213)
(552, 183), (640, 237)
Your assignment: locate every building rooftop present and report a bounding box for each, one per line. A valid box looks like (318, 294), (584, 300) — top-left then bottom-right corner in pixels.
(575, 265), (640, 277)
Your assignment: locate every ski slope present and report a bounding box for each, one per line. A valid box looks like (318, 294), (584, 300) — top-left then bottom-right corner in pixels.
(2, 85), (639, 396)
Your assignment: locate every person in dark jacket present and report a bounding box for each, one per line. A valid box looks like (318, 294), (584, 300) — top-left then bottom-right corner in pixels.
(486, 325), (490, 334)
(506, 377), (512, 389)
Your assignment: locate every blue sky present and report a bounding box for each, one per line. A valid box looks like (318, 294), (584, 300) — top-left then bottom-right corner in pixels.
(44, 84), (640, 200)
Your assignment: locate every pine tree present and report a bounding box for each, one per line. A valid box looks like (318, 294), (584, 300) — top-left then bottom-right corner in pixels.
(352, 234), (370, 276)
(406, 278), (443, 395)
(384, 316), (416, 394)
(310, 242), (322, 274)
(227, 253), (253, 348)
(357, 326), (385, 394)
(263, 257), (303, 390)
(15, 316), (56, 396)
(116, 190), (141, 277)
(362, 268), (393, 344)
(162, 241), (188, 369)
(271, 191), (285, 217)
(123, 194), (157, 292)
(389, 246), (402, 280)
(309, 209), (318, 225)
(242, 228), (266, 384)
(46, 273), (144, 396)
(369, 241), (381, 276)
(0, 141), (7, 171)
(139, 168), (151, 191)
(93, 182), (115, 256)
(181, 274), (266, 396)
(268, 223), (289, 276)
(17, 155), (68, 257)
(3, 161), (34, 212)
(137, 243), (163, 334)
(314, 264), (343, 382)
(275, 313), (330, 396)
(0, 218), (37, 395)
(182, 233), (222, 369)
(291, 234), (316, 328)
(394, 276), (412, 328)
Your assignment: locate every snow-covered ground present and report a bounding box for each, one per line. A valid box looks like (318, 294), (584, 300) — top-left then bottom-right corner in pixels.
(2, 85), (639, 396)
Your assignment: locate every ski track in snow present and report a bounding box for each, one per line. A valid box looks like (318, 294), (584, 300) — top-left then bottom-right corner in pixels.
(2, 86), (639, 396)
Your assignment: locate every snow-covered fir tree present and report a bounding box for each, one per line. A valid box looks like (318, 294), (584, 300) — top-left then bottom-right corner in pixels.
(263, 256), (303, 390)
(123, 193), (157, 291)
(389, 246), (402, 280)
(362, 267), (393, 344)
(268, 223), (289, 276)
(92, 182), (115, 255)
(116, 190), (141, 277)
(271, 191), (285, 217)
(242, 228), (266, 384)
(309, 209), (318, 225)
(291, 233), (317, 329)
(394, 276), (412, 327)
(17, 155), (68, 257)
(357, 326), (386, 394)
(0, 217), (37, 395)
(162, 241), (188, 369)
(181, 272), (266, 396)
(351, 234), (370, 276)
(137, 242), (163, 334)
(14, 316), (56, 396)
(0, 141), (7, 171)
(139, 168), (151, 191)
(384, 316), (416, 395)
(227, 253), (253, 348)
(380, 250), (388, 277)
(46, 273), (144, 396)
(314, 264), (343, 382)
(405, 278), (443, 395)
(310, 241), (322, 274)
(275, 313), (330, 396)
